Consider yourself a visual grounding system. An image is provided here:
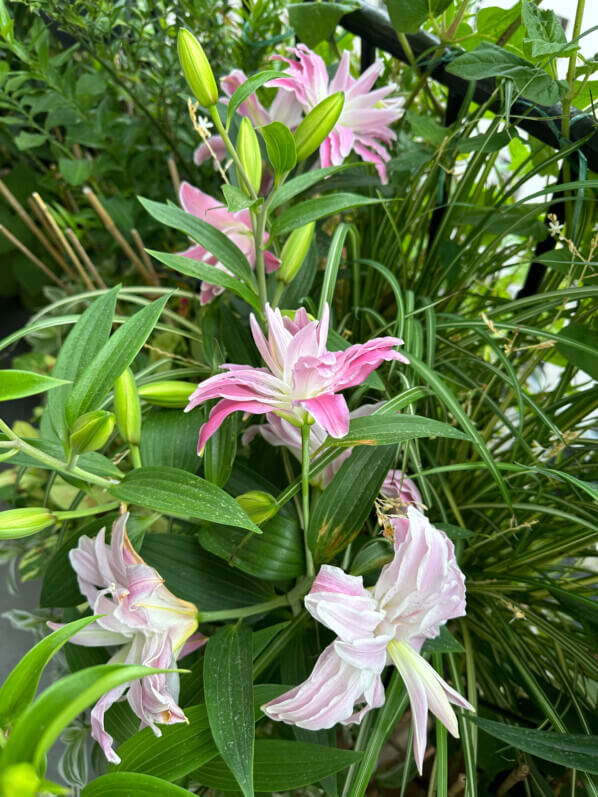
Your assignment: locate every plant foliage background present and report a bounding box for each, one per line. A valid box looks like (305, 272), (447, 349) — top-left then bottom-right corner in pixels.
(0, 0), (596, 795)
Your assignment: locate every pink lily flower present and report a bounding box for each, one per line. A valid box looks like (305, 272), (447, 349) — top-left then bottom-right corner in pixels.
(186, 303), (408, 453)
(243, 406), (421, 501)
(262, 506), (473, 773)
(194, 68), (303, 168)
(50, 514), (204, 764)
(178, 181), (280, 305)
(269, 45), (403, 183)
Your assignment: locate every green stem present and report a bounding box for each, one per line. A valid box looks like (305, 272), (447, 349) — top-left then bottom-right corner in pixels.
(209, 106), (258, 202)
(253, 206), (268, 311)
(54, 501), (122, 520)
(0, 417), (117, 489)
(130, 444), (142, 469)
(301, 423), (315, 578)
(561, 0), (586, 233)
(197, 593), (292, 623)
(271, 279), (285, 309)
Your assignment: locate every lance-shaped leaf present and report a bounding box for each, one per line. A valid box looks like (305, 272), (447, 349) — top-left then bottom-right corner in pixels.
(0, 370), (70, 402)
(271, 193), (378, 237)
(109, 466), (261, 534)
(308, 444), (396, 563)
(47, 287), (119, 440)
(139, 197), (254, 285)
(204, 625), (255, 797)
(65, 296), (169, 428)
(1, 664), (174, 771)
(82, 773), (193, 796)
(0, 616), (98, 727)
(321, 414), (468, 448)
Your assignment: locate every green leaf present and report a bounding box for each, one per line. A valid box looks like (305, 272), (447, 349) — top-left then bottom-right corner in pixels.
(65, 295), (168, 428)
(227, 70), (284, 124)
(322, 414), (469, 448)
(204, 625), (254, 797)
(194, 740), (362, 792)
(535, 249), (586, 280)
(521, 0), (577, 59)
(146, 250), (260, 313)
(446, 43), (567, 106)
(139, 197), (254, 285)
(288, 2), (358, 48)
(350, 538), (394, 576)
(308, 444), (396, 564)
(222, 184), (256, 213)
(1, 664), (170, 771)
(58, 158), (93, 186)
(140, 533), (272, 611)
(46, 287), (119, 441)
(109, 466), (261, 534)
(271, 193), (378, 237)
(387, 0), (453, 34)
(555, 322), (598, 379)
(0, 616), (98, 727)
(81, 773), (193, 796)
(14, 131), (47, 150)
(0, 370), (70, 401)
(270, 164), (358, 210)
(204, 413), (237, 487)
(406, 110), (448, 147)
(422, 626), (465, 654)
(199, 513), (304, 580)
(112, 685), (282, 780)
(261, 121), (297, 179)
(139, 409), (200, 473)
(1, 439), (121, 479)
(472, 717), (598, 775)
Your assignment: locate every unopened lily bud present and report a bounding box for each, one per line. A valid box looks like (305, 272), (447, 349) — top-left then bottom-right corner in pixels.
(138, 381), (197, 408)
(113, 368), (142, 446)
(177, 29), (219, 107)
(236, 491), (277, 525)
(237, 117), (262, 196)
(70, 410), (115, 455)
(0, 508), (55, 539)
(1, 764), (40, 797)
(294, 92), (344, 162)
(278, 221), (315, 284)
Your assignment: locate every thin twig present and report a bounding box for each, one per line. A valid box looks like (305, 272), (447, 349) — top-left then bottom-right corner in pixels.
(167, 156), (181, 198)
(0, 178), (69, 270)
(82, 186), (153, 284)
(29, 193), (80, 281)
(0, 225), (69, 291)
(31, 192), (95, 290)
(131, 228), (160, 285)
(65, 228), (106, 289)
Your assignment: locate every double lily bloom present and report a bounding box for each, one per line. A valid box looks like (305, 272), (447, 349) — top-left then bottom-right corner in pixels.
(178, 181), (280, 305)
(263, 506), (473, 773)
(52, 514), (203, 764)
(186, 303), (408, 453)
(269, 45), (403, 182)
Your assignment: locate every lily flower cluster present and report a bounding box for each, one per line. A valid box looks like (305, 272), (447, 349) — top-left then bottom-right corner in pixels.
(263, 505), (473, 772)
(52, 514), (203, 764)
(185, 302), (408, 452)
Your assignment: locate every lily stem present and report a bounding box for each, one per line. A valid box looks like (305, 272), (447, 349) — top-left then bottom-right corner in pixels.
(301, 423), (315, 577)
(197, 594), (289, 623)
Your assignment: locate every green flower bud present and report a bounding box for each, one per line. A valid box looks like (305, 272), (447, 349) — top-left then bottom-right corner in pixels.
(1, 763), (40, 797)
(278, 221), (315, 284)
(177, 29), (219, 107)
(237, 117), (262, 196)
(0, 507), (56, 540)
(138, 381), (197, 408)
(69, 410), (115, 455)
(113, 368), (142, 446)
(294, 92), (344, 162)
(236, 490), (277, 525)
